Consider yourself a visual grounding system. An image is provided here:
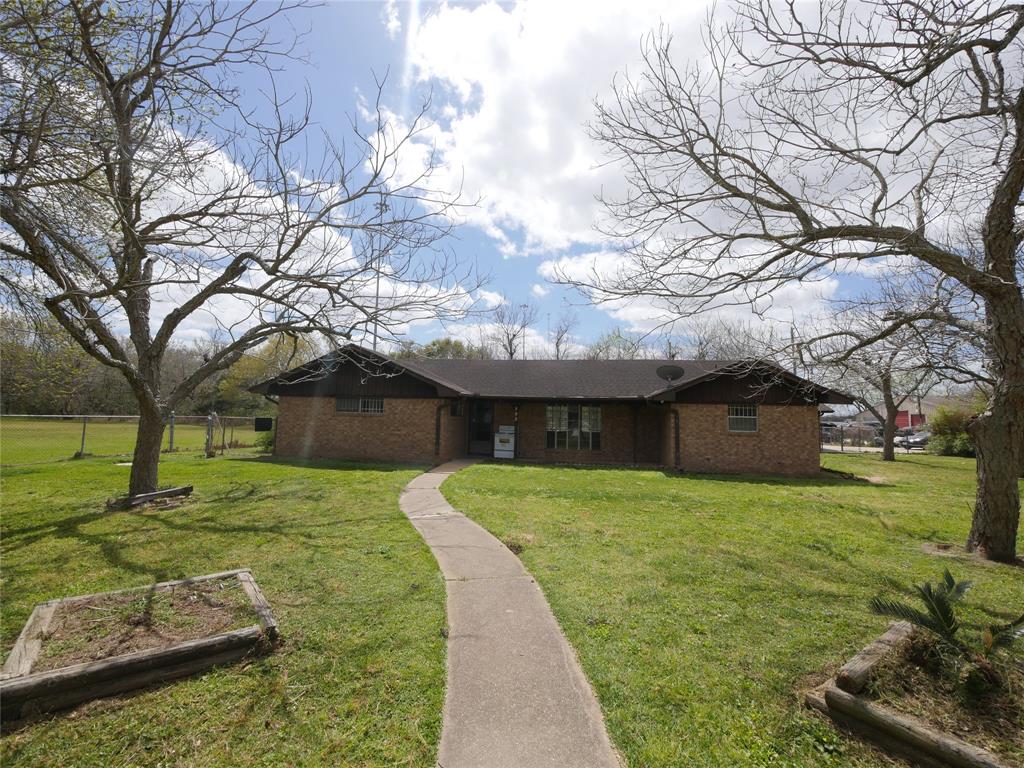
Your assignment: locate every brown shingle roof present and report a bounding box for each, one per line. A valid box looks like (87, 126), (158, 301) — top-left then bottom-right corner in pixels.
(252, 344), (854, 403)
(400, 357), (730, 399)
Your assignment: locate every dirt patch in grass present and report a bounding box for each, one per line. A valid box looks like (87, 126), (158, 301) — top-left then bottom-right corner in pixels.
(866, 639), (1024, 765)
(34, 578), (257, 672)
(501, 532), (534, 556)
(922, 541), (1024, 568)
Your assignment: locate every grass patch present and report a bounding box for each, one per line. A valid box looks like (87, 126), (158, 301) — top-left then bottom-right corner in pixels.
(441, 453), (1023, 768)
(0, 418), (213, 465)
(1, 451), (445, 767)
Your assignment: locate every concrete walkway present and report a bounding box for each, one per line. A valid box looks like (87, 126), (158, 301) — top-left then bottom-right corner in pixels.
(399, 460), (620, 768)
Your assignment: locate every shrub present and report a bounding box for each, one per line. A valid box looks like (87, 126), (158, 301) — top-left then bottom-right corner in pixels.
(927, 406), (976, 457)
(255, 424), (275, 453)
(869, 569), (1024, 694)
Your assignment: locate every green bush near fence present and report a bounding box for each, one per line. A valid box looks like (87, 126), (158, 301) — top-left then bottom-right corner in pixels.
(927, 406), (977, 458)
(0, 419), (209, 465)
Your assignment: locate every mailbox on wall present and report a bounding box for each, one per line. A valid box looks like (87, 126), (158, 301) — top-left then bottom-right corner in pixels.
(254, 417), (274, 432)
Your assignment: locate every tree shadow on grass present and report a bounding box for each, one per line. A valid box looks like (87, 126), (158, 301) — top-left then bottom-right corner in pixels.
(1, 481), (413, 621)
(227, 455), (427, 473)
(471, 459), (892, 488)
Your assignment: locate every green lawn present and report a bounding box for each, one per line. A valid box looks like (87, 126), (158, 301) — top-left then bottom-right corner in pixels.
(442, 454), (1024, 768)
(0, 418), (213, 465)
(0, 452), (446, 767)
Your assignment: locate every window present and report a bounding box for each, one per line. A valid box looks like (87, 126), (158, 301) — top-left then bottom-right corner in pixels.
(451, 399), (464, 417)
(546, 404), (602, 450)
(336, 396), (385, 414)
(728, 404), (758, 432)
(335, 397), (360, 413)
(360, 397), (384, 414)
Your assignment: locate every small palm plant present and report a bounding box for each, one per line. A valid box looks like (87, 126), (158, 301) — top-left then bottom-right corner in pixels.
(869, 569), (1024, 693)
(869, 569), (972, 653)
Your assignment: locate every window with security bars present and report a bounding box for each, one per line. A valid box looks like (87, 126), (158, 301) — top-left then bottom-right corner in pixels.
(360, 397), (384, 414)
(727, 404), (758, 432)
(336, 396), (385, 414)
(545, 404), (602, 450)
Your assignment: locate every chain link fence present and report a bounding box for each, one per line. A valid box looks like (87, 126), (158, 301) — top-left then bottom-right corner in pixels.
(0, 413), (266, 466)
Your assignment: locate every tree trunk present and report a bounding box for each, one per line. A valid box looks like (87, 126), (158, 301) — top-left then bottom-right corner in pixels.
(129, 405), (165, 497)
(880, 376), (898, 463)
(968, 392), (1023, 562)
(967, 293), (1024, 563)
(881, 412), (897, 462)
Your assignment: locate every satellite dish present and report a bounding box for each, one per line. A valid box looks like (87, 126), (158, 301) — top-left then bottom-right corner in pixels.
(656, 364), (685, 383)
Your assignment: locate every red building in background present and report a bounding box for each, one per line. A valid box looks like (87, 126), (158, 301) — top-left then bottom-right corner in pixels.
(895, 411), (927, 429)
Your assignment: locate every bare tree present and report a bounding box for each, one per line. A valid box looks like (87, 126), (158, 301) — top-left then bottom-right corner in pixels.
(552, 310), (578, 360)
(806, 307), (937, 461)
(490, 298), (538, 359)
(585, 327), (651, 360)
(0, 0), (474, 495)
(563, 2), (1024, 561)
(680, 317), (777, 361)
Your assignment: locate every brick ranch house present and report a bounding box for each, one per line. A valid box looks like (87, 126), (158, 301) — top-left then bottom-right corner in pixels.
(252, 345), (852, 476)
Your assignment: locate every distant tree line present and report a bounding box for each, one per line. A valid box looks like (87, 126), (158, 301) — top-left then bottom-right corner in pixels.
(0, 311), (313, 416)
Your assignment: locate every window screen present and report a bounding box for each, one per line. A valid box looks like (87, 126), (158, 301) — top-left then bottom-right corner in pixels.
(546, 404), (601, 450)
(727, 404), (758, 432)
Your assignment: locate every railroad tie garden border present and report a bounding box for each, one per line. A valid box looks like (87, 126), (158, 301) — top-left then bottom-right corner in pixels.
(805, 621), (1011, 768)
(0, 568), (278, 723)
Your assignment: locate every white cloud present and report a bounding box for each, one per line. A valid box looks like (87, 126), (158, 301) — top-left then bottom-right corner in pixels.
(530, 283), (549, 298)
(538, 250), (838, 335)
(382, 0), (402, 40)
(391, 0), (713, 256)
(384, 0), (999, 342)
(476, 289), (504, 309)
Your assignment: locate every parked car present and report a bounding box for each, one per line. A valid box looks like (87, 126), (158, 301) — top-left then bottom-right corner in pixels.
(896, 432), (931, 449)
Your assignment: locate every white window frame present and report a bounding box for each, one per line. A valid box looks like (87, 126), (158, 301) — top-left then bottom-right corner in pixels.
(727, 404), (758, 433)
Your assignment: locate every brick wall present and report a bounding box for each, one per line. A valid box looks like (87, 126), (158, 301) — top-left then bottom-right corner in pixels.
(275, 395), (820, 474)
(275, 396), (465, 463)
(498, 401), (663, 465)
(675, 403), (820, 475)
(661, 408), (678, 468)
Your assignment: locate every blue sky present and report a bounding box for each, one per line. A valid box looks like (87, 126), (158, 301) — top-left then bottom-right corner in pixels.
(229, 0), (846, 354)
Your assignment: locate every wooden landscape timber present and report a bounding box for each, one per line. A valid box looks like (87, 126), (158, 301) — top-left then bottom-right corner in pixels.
(805, 623), (1012, 768)
(836, 621), (913, 693)
(107, 485), (194, 510)
(0, 569), (278, 723)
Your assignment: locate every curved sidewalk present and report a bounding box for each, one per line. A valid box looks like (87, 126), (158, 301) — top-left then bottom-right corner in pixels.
(399, 460), (620, 768)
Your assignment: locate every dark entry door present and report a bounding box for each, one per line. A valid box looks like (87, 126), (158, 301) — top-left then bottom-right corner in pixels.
(468, 401), (494, 455)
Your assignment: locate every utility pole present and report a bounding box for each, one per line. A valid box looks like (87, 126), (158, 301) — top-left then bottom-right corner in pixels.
(372, 191), (388, 351)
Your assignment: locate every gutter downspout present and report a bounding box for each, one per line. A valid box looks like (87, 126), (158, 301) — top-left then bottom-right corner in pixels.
(435, 402), (446, 458)
(632, 403), (638, 465)
(673, 408), (681, 469)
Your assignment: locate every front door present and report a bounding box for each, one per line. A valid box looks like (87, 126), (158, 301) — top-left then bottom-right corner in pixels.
(468, 400), (494, 455)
